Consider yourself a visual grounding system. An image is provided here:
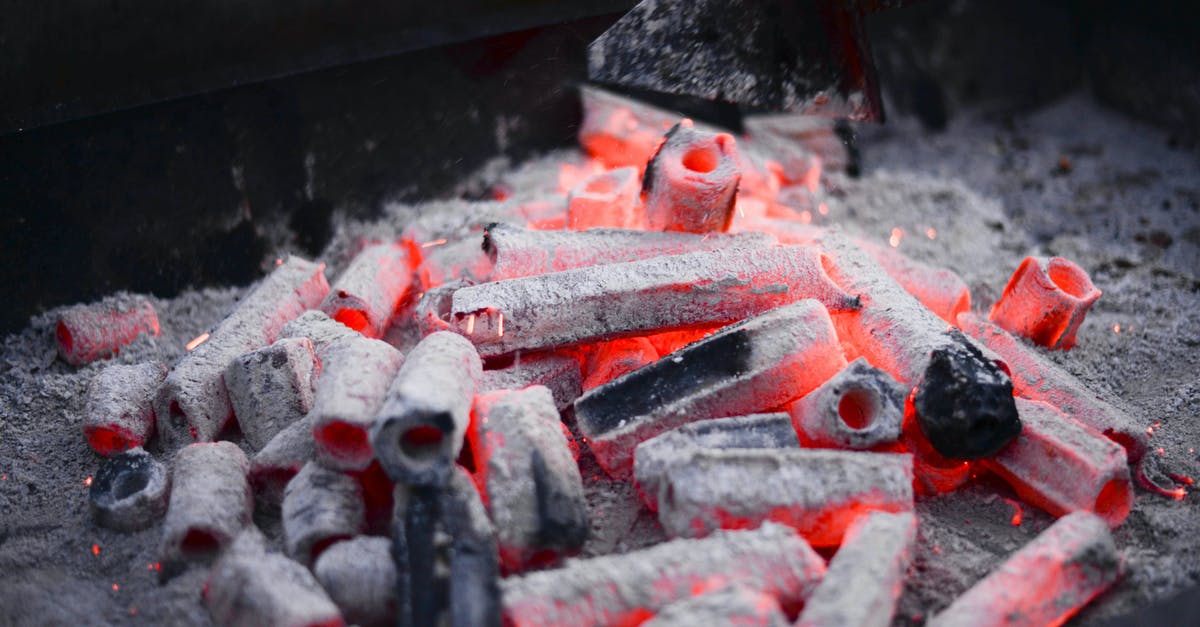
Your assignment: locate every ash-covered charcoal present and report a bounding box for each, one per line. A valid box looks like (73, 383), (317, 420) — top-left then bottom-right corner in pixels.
(282, 462), (365, 566)
(913, 329), (1022, 459)
(55, 293), (159, 366)
(928, 512), (1123, 627)
(223, 337), (318, 451)
(469, 387), (587, 572)
(159, 442), (252, 573)
(575, 299), (847, 478)
(483, 222), (775, 281)
(82, 361), (166, 456)
(280, 309), (359, 352)
(478, 350), (582, 411)
(582, 337), (658, 391)
(983, 399), (1133, 527)
(633, 412), (798, 511)
(314, 536), (397, 627)
(451, 245), (857, 359)
(577, 85), (688, 171)
(371, 331), (482, 488)
(656, 449), (913, 547)
(310, 335), (405, 472)
(500, 523), (825, 626)
(249, 415), (315, 508)
(154, 256), (329, 448)
(643, 586), (789, 627)
(795, 511), (916, 627)
(416, 237), (495, 289)
(989, 256), (1102, 351)
(88, 447), (169, 531)
(441, 467), (502, 627)
(566, 166), (642, 230)
(414, 280), (471, 336)
(856, 239), (972, 325)
(204, 528), (342, 627)
(742, 113), (850, 173)
(789, 357), (906, 450)
(642, 121), (742, 234)
(320, 242), (414, 338)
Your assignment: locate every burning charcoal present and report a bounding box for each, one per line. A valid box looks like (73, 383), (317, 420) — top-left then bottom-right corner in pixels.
(55, 294), (159, 366)
(989, 256), (1101, 350)
(582, 337), (658, 391)
(249, 415), (314, 507)
(795, 511), (917, 627)
(643, 324), (722, 355)
(928, 512), (1123, 627)
(857, 239), (971, 325)
(155, 257), (329, 447)
(578, 85), (684, 171)
(442, 467), (502, 627)
(413, 280), (470, 336)
(566, 166), (642, 230)
(575, 299), (847, 478)
(913, 330), (1022, 459)
(656, 449), (913, 547)
(634, 412), (798, 511)
(82, 361), (166, 456)
(371, 331), (482, 487)
(899, 404), (974, 497)
(88, 447), (169, 531)
(478, 351), (583, 411)
(321, 242), (414, 338)
(451, 245), (858, 358)
(642, 121), (742, 233)
(282, 462), (365, 566)
(743, 113), (851, 173)
(644, 586), (788, 627)
(314, 536), (397, 627)
(205, 528), (342, 627)
(311, 336), (405, 472)
(159, 442), (252, 571)
(469, 387), (587, 572)
(223, 337), (318, 451)
(731, 216), (825, 245)
(281, 309), (359, 352)
(983, 399), (1133, 527)
(789, 358), (906, 450)
(417, 237), (494, 289)
(500, 523), (826, 626)
(483, 222), (775, 281)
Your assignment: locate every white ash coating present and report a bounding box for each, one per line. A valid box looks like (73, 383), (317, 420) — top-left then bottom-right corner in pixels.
(500, 523), (825, 626)
(789, 357), (906, 450)
(249, 415), (315, 507)
(159, 442), (252, 568)
(413, 279), (470, 336)
(154, 257), (329, 448)
(566, 166), (640, 230)
(223, 337), (318, 451)
(657, 449), (914, 546)
(56, 293), (159, 365)
(205, 528), (342, 627)
(88, 447), (170, 532)
(281, 461), (365, 566)
(643, 585), (789, 627)
(478, 351), (582, 411)
(313, 536), (397, 627)
(633, 412), (797, 511)
(417, 235), (495, 288)
(451, 244), (858, 357)
(82, 361), (165, 453)
(280, 309), (359, 353)
(643, 123), (742, 233)
(310, 335), (404, 471)
(320, 242), (413, 338)
(797, 511), (917, 627)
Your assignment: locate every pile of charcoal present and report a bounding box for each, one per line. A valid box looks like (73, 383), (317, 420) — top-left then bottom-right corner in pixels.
(62, 87), (1189, 627)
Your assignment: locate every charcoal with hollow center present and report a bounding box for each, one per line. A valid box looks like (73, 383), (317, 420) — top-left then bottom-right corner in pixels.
(310, 335), (405, 471)
(314, 536), (397, 627)
(282, 462), (365, 566)
(470, 387), (587, 572)
(642, 586), (789, 627)
(159, 442), (252, 575)
(642, 121), (742, 233)
(989, 256), (1101, 351)
(500, 523), (825, 627)
(983, 398), (1132, 527)
(223, 337), (318, 451)
(442, 466), (502, 627)
(154, 257), (329, 448)
(928, 512), (1123, 627)
(575, 299), (847, 478)
(89, 447), (170, 532)
(566, 166), (642, 230)
(249, 415), (314, 508)
(55, 293), (160, 366)
(478, 350), (582, 411)
(788, 358), (906, 450)
(633, 412), (798, 511)
(371, 331), (482, 488)
(796, 511), (917, 627)
(205, 527), (342, 627)
(321, 242), (414, 338)
(83, 361), (165, 456)
(280, 309), (359, 353)
(657, 448), (913, 547)
(450, 244), (858, 358)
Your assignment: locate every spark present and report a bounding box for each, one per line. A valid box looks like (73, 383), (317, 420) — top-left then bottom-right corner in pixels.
(1146, 426), (1155, 435)
(92, 544), (101, 556)
(889, 227), (905, 248)
(112, 583), (120, 592)
(497, 313), (505, 338)
(148, 562), (161, 571)
(799, 210), (812, 224)
(421, 239), (448, 248)
(818, 202), (829, 216)
(1154, 422), (1161, 428)
(274, 258), (283, 266)
(1157, 448), (1166, 456)
(186, 332), (210, 351)
(933, 545), (942, 554)
(465, 314), (476, 335)
(925, 227), (937, 240)
(83, 476), (93, 487)
(738, 203), (745, 218)
(1113, 324), (1121, 333)
(1, 474), (6, 480)
(1189, 448), (1195, 455)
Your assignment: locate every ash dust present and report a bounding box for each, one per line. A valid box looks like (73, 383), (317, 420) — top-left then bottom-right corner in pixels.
(1, 92), (1198, 625)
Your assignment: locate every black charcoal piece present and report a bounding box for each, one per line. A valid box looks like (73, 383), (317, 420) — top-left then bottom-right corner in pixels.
(441, 468), (502, 627)
(913, 331), (1021, 459)
(397, 486), (442, 627)
(89, 447), (170, 531)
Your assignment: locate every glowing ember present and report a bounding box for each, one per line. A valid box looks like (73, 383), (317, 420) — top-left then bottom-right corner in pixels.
(925, 228), (937, 240)
(185, 332), (210, 351)
(1004, 498), (1023, 526)
(497, 313), (505, 338)
(889, 227), (904, 248)
(466, 314), (476, 335)
(83, 476), (93, 487)
(274, 258), (283, 266)
(1113, 324), (1121, 333)
(92, 543), (101, 556)
(112, 583), (120, 592)
(421, 239), (448, 248)
(818, 202), (829, 216)
(800, 210), (812, 224)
